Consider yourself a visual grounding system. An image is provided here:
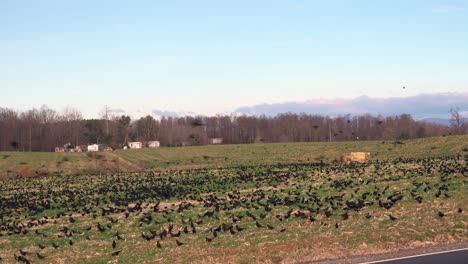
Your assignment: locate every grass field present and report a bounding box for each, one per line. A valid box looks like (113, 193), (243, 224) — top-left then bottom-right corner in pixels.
(0, 135), (467, 263)
(0, 135), (467, 178)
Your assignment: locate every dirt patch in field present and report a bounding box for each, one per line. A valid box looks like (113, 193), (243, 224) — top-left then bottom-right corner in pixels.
(17, 166), (38, 177)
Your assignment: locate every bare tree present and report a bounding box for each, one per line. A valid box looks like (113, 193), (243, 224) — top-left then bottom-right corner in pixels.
(449, 108), (466, 135)
(100, 105), (112, 135)
(62, 106), (83, 146)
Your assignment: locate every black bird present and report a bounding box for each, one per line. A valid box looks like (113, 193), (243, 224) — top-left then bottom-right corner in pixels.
(69, 239), (73, 246)
(236, 225), (245, 232)
(111, 250), (121, 256)
(458, 208), (463, 213)
(170, 230), (181, 237)
(388, 214), (397, 221)
(205, 237), (213, 242)
(156, 241), (162, 248)
(175, 239), (184, 246)
(335, 222), (339, 228)
(266, 224), (274, 230)
(438, 211), (445, 218)
(52, 242), (59, 249)
(112, 240), (116, 249)
(341, 212), (349, 220)
(38, 243), (46, 249)
(255, 221), (263, 228)
(279, 228), (287, 232)
(36, 252), (46, 259)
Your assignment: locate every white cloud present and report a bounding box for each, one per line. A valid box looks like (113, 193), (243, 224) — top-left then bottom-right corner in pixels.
(432, 7), (464, 13)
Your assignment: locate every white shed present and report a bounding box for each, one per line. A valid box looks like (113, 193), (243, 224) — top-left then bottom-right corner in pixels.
(87, 144), (99, 152)
(129, 142), (143, 149)
(209, 138), (223, 144)
(147, 141), (160, 148)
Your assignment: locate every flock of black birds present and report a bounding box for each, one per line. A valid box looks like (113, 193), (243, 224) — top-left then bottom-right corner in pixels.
(0, 155), (466, 262)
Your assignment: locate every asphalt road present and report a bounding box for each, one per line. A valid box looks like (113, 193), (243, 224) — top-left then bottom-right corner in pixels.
(363, 248), (468, 264)
(299, 241), (468, 264)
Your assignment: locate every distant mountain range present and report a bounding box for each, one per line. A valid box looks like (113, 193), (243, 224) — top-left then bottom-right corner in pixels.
(420, 118), (468, 126)
(234, 93), (467, 120)
(141, 93), (467, 124)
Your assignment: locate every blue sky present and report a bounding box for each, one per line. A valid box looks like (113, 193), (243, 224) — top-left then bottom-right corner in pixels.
(1, 0), (467, 118)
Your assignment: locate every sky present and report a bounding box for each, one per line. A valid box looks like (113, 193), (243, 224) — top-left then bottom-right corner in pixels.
(1, 0), (467, 119)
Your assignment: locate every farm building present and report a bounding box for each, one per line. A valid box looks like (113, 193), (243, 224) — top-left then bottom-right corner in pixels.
(88, 144), (99, 152)
(147, 141), (160, 148)
(75, 145), (88, 152)
(55, 147), (65, 152)
(88, 144), (107, 152)
(209, 138), (223, 144)
(128, 142), (143, 149)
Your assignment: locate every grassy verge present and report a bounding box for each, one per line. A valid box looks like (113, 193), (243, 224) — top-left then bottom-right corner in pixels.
(0, 135), (467, 178)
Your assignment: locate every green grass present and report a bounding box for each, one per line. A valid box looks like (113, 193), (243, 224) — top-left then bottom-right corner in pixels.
(0, 135), (466, 263)
(0, 135), (466, 178)
(0, 156), (466, 263)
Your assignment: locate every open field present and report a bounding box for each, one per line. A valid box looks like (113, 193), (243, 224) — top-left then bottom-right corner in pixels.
(0, 135), (467, 178)
(0, 135), (467, 263)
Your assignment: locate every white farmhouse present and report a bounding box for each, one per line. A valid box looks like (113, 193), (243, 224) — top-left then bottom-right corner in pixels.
(128, 142), (143, 149)
(147, 141), (160, 148)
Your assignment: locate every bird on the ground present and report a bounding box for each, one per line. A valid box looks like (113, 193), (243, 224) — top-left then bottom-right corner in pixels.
(36, 252), (46, 259)
(175, 239), (184, 246)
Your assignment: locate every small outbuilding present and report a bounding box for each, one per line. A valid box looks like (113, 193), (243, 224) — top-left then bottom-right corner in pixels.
(209, 138), (223, 144)
(75, 145), (88, 152)
(128, 142), (143, 149)
(147, 141), (160, 148)
(55, 147), (65, 152)
(88, 144), (99, 152)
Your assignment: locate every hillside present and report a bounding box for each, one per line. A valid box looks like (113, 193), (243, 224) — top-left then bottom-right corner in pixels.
(0, 135), (466, 178)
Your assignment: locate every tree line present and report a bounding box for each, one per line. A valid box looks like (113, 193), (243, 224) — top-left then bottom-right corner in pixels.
(0, 105), (465, 152)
